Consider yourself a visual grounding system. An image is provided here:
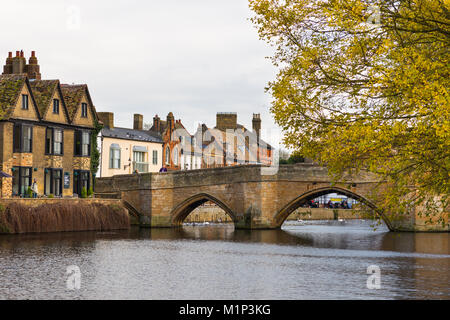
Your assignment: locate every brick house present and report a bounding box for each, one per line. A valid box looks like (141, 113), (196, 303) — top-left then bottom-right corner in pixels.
(148, 112), (273, 170)
(0, 50), (98, 198)
(196, 112), (273, 168)
(149, 112), (200, 170)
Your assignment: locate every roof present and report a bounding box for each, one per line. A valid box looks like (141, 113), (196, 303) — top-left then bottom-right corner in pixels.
(102, 126), (163, 143)
(150, 116), (187, 135)
(215, 123), (272, 149)
(0, 74), (27, 119)
(60, 84), (87, 121)
(29, 80), (59, 116)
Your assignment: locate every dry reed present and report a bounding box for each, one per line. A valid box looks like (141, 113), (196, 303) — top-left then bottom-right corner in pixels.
(0, 201), (129, 234)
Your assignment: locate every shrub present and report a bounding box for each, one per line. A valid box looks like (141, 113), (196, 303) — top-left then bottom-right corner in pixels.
(27, 187), (33, 198)
(48, 194), (54, 199)
(81, 187), (87, 198)
(87, 187), (94, 197)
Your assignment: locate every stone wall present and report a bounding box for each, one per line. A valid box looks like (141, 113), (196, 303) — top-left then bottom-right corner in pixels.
(0, 120), (93, 198)
(184, 204), (233, 223)
(95, 164), (449, 232)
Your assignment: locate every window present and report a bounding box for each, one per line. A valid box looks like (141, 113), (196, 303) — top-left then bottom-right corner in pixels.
(81, 103), (88, 118)
(13, 123), (32, 153)
(74, 130), (90, 156)
(53, 99), (59, 114)
(44, 169), (62, 196)
(152, 150), (158, 165)
(73, 170), (90, 196)
(109, 144), (121, 169)
(133, 151), (148, 172)
(45, 128), (63, 155)
(173, 147), (178, 165)
(165, 146), (170, 164)
(22, 94), (28, 110)
(133, 151), (145, 163)
(12, 167), (32, 196)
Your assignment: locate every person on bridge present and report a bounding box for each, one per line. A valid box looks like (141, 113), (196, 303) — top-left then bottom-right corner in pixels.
(159, 166), (168, 173)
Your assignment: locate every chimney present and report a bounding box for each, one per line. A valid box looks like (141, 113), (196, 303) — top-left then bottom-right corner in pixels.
(252, 113), (261, 137)
(133, 114), (143, 130)
(2, 52), (13, 75)
(12, 50), (26, 74)
(153, 115), (160, 132)
(97, 112), (114, 129)
(167, 112), (174, 130)
(216, 112), (237, 131)
(25, 50), (41, 80)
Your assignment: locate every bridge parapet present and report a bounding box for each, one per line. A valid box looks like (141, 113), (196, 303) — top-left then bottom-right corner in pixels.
(95, 164), (448, 232)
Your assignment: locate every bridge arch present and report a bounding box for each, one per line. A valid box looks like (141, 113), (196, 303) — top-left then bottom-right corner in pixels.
(170, 193), (236, 226)
(273, 186), (393, 230)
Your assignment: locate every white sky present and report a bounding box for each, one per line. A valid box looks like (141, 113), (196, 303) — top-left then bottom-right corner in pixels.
(1, 0), (281, 146)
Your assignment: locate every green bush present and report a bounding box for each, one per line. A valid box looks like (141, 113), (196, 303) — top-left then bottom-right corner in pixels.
(81, 187), (87, 198)
(87, 187), (94, 197)
(27, 187), (33, 198)
(48, 194), (54, 199)
(287, 154), (305, 164)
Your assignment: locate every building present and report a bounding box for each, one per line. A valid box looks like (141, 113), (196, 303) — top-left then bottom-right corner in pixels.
(97, 112), (163, 177)
(149, 112), (201, 171)
(0, 50), (98, 197)
(197, 112), (272, 168)
(148, 112), (273, 170)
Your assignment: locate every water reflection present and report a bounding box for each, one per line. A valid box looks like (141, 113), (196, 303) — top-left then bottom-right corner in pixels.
(0, 220), (448, 300)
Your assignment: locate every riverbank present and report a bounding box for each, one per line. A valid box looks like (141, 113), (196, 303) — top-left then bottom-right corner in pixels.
(0, 199), (129, 234)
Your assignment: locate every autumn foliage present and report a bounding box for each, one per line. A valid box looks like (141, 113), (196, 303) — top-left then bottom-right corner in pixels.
(250, 0), (449, 224)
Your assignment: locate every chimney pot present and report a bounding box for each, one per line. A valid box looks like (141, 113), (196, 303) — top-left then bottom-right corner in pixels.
(8, 52), (12, 58)
(20, 50), (24, 57)
(31, 51), (35, 57)
(16, 51), (20, 57)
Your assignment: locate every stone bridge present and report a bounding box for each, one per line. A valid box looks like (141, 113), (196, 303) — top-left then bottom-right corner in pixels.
(94, 164), (448, 232)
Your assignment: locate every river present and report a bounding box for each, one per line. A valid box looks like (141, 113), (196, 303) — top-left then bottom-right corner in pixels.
(0, 220), (448, 299)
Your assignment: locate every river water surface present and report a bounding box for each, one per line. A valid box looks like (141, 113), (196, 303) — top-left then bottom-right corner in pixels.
(0, 220), (448, 299)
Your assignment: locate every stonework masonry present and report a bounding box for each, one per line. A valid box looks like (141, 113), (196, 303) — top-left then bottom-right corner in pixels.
(95, 163), (449, 232)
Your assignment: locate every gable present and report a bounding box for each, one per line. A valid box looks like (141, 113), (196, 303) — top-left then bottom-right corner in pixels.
(71, 92), (95, 128)
(43, 88), (69, 124)
(11, 82), (40, 121)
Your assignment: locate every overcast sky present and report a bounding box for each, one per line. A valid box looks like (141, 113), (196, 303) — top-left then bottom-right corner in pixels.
(1, 0), (281, 145)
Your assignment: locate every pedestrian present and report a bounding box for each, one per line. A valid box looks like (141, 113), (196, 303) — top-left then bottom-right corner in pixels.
(159, 165), (168, 173)
(31, 178), (38, 198)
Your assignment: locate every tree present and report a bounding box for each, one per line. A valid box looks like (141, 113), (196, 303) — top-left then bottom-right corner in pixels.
(250, 0), (449, 224)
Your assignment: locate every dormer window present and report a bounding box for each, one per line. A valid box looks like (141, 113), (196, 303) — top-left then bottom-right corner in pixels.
(22, 94), (28, 110)
(81, 103), (88, 118)
(53, 99), (59, 114)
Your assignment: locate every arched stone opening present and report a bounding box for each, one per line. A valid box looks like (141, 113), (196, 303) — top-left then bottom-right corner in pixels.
(171, 193), (235, 226)
(273, 187), (393, 230)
